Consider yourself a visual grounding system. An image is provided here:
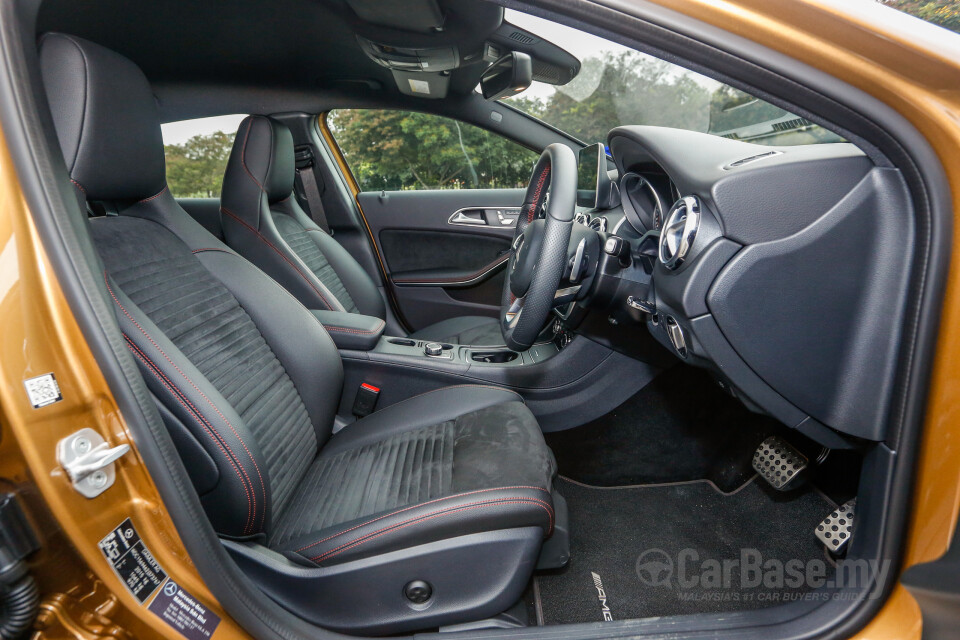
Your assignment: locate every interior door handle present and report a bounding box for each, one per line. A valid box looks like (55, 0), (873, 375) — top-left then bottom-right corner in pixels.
(449, 209), (488, 226)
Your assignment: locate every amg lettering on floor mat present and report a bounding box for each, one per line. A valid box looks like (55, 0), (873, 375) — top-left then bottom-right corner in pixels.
(590, 572), (614, 620)
(535, 477), (834, 624)
(98, 518), (167, 603)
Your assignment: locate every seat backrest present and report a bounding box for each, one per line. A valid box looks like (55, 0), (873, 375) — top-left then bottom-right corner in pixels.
(220, 116), (385, 318)
(39, 33), (344, 538)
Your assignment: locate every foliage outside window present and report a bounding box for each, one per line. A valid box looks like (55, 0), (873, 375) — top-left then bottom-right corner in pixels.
(161, 115), (246, 198)
(881, 0), (960, 33)
(502, 11), (843, 147)
(328, 109), (538, 191)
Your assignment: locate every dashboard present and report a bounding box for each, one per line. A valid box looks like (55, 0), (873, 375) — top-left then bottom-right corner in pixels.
(574, 126), (915, 448)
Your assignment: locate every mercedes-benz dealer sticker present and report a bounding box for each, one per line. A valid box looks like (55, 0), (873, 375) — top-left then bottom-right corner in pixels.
(98, 518), (167, 603)
(148, 580), (221, 640)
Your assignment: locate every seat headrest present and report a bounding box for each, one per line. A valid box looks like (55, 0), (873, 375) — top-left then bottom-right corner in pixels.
(39, 33), (166, 201)
(224, 116), (296, 205)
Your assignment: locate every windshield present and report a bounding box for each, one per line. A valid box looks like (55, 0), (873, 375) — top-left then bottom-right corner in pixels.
(502, 10), (844, 147)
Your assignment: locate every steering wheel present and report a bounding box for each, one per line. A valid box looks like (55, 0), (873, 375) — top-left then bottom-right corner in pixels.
(501, 144), (577, 351)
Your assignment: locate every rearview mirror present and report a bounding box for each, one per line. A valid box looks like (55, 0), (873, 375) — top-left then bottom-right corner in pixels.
(480, 52), (533, 101)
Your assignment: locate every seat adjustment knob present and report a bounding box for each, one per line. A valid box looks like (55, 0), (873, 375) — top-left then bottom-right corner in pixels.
(404, 580), (432, 604)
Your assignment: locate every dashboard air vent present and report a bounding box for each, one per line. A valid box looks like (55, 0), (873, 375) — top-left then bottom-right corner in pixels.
(659, 196), (701, 270)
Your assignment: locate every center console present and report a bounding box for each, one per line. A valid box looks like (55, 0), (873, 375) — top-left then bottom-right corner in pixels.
(335, 322), (656, 432)
(376, 336), (561, 367)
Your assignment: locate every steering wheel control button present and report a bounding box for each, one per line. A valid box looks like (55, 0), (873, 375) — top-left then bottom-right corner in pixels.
(404, 580), (433, 604)
(424, 342), (444, 357)
(659, 195), (701, 270)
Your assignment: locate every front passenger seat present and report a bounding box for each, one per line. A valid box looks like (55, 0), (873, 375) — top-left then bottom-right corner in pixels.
(220, 116), (505, 346)
(40, 33), (560, 634)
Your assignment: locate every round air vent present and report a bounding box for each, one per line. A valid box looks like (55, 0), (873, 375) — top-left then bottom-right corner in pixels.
(658, 196), (701, 270)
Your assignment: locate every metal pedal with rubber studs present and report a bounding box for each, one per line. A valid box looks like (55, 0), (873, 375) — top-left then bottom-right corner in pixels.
(815, 500), (855, 554)
(752, 436), (808, 491)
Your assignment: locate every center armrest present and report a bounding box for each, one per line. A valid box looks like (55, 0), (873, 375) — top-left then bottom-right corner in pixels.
(312, 311), (385, 351)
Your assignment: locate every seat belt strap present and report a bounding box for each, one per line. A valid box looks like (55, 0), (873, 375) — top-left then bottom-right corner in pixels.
(294, 145), (331, 234)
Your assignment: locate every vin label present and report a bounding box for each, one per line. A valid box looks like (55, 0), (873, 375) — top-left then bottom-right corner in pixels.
(98, 518), (167, 603)
(148, 580), (221, 640)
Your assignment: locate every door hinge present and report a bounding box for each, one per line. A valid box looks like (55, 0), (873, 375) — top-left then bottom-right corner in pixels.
(56, 429), (130, 498)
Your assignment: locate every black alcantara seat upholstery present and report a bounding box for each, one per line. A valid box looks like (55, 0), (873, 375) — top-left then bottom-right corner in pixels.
(220, 115), (506, 346)
(39, 32), (560, 633)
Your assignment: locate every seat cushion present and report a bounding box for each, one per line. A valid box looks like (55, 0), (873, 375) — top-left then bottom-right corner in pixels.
(410, 315), (505, 346)
(270, 386), (556, 566)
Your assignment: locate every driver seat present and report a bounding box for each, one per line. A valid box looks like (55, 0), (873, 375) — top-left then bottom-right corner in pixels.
(39, 33), (563, 634)
(220, 115), (505, 346)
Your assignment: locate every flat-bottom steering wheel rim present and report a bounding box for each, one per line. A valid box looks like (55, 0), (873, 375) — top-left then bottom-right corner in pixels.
(500, 144), (578, 351)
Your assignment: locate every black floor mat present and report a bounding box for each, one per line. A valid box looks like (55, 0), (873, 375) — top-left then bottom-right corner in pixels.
(544, 367), (790, 491)
(534, 476), (835, 625)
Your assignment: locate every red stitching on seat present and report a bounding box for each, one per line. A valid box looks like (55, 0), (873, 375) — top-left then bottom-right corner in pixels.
(220, 206), (338, 311)
(125, 337), (255, 534)
(308, 498), (554, 563)
(239, 117), (265, 191)
(70, 178), (86, 194)
(104, 272), (267, 532)
(138, 184), (168, 204)
(294, 485), (551, 552)
(321, 319), (385, 335)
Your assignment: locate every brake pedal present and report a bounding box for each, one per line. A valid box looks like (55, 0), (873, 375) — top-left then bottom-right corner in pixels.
(752, 436), (808, 491)
(815, 500), (855, 555)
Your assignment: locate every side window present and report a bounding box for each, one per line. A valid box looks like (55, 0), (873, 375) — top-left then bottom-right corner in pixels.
(160, 114), (247, 198)
(328, 109), (538, 191)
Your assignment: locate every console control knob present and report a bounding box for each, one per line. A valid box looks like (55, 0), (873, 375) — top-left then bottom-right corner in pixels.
(424, 342), (444, 357)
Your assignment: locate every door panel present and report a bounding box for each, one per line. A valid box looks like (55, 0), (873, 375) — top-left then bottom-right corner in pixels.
(357, 188), (525, 330)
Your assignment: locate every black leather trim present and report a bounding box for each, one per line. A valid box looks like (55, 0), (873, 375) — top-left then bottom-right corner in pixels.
(392, 254), (509, 287)
(311, 311), (385, 351)
(38, 33), (165, 201)
(284, 487), (554, 566)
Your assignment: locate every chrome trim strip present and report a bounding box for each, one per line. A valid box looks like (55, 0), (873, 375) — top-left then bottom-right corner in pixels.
(447, 206), (521, 227)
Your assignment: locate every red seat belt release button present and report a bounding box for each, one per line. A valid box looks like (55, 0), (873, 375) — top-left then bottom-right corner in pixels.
(353, 383), (380, 417)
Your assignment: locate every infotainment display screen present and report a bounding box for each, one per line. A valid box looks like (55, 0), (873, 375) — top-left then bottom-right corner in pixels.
(576, 143), (603, 208)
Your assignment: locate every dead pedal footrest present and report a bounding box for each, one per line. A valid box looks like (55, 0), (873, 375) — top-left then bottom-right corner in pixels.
(815, 499), (855, 554)
(752, 436), (808, 491)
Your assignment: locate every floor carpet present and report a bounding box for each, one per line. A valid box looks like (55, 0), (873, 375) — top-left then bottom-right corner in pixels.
(534, 476), (835, 625)
(544, 366), (791, 492)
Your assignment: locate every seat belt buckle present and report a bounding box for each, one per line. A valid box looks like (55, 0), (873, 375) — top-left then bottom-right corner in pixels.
(352, 383), (380, 417)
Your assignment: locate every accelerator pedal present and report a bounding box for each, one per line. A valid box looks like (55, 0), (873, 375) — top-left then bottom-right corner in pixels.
(815, 499), (856, 555)
(752, 436), (808, 491)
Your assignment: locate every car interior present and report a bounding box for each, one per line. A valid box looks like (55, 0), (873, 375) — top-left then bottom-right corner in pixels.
(9, 0), (936, 637)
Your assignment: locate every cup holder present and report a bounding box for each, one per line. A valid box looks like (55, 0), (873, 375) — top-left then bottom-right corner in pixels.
(388, 338), (416, 347)
(470, 350), (519, 364)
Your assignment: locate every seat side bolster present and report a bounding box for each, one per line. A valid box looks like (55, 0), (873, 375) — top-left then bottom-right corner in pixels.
(104, 274), (271, 538)
(279, 487), (554, 566)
